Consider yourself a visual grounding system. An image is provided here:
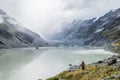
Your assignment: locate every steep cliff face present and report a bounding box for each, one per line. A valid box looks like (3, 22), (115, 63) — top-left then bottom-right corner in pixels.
(0, 9), (48, 49)
(52, 8), (120, 47)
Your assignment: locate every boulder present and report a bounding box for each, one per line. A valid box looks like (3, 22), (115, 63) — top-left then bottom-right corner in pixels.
(107, 59), (117, 66)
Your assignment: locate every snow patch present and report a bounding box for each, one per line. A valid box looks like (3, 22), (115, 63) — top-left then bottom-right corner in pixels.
(117, 14), (120, 17)
(93, 17), (98, 22)
(0, 16), (4, 24)
(7, 18), (18, 25)
(111, 9), (116, 12)
(95, 28), (104, 33)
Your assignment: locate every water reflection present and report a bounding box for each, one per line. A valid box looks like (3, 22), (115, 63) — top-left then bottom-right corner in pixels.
(0, 48), (45, 80)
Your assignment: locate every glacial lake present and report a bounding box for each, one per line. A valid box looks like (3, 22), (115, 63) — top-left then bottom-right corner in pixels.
(0, 47), (114, 80)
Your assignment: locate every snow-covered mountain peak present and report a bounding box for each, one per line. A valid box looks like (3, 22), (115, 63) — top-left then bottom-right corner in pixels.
(0, 9), (7, 15)
(0, 9), (49, 48)
(0, 9), (30, 33)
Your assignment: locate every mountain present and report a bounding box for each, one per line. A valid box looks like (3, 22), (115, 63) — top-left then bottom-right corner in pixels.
(0, 9), (49, 49)
(52, 8), (120, 48)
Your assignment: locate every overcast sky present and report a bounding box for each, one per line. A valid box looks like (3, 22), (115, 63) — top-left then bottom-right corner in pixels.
(0, 0), (120, 38)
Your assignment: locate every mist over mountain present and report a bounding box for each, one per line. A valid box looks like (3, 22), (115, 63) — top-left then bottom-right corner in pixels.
(52, 8), (120, 48)
(0, 7), (120, 49)
(0, 9), (49, 49)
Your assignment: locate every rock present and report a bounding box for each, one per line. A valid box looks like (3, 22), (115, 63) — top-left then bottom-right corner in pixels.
(116, 75), (120, 79)
(68, 65), (80, 71)
(97, 60), (103, 63)
(110, 76), (116, 79)
(106, 75), (120, 80)
(107, 59), (117, 66)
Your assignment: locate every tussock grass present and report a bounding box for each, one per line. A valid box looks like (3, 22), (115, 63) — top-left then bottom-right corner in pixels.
(112, 39), (120, 53)
(47, 65), (119, 80)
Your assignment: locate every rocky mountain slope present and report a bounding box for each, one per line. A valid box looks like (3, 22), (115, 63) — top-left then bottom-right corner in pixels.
(0, 9), (48, 49)
(52, 8), (120, 48)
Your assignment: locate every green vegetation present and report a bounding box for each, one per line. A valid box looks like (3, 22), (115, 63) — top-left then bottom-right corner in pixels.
(112, 39), (120, 54)
(47, 65), (120, 80)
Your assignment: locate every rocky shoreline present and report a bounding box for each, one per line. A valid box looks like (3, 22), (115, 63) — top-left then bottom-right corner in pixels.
(92, 55), (120, 80)
(47, 55), (120, 80)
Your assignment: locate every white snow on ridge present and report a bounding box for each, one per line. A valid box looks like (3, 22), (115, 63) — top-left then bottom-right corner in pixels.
(117, 14), (120, 17)
(0, 16), (4, 24)
(0, 13), (28, 33)
(111, 9), (116, 12)
(93, 17), (98, 22)
(7, 18), (18, 25)
(95, 28), (104, 33)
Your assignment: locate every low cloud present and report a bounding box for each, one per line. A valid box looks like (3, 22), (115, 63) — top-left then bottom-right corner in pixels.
(0, 0), (120, 39)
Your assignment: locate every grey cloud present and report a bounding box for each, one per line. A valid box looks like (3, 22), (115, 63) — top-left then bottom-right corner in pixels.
(61, 0), (120, 20)
(0, 0), (20, 18)
(0, 0), (120, 38)
(63, 0), (120, 10)
(62, 0), (85, 10)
